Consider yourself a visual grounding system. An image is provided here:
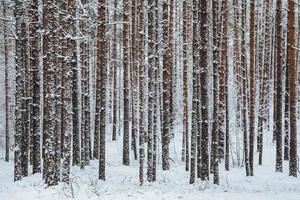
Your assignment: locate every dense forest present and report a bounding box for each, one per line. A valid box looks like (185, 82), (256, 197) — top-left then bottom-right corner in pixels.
(0, 0), (299, 189)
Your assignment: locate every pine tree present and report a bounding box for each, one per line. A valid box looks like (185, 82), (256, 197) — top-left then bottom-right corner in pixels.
(249, 0), (255, 176)
(284, 60), (290, 161)
(61, 0), (75, 182)
(190, 0), (199, 184)
(286, 0), (297, 178)
(147, 0), (155, 182)
(131, 0), (138, 161)
(211, 0), (220, 185)
(97, 0), (107, 181)
(43, 0), (60, 186)
(29, 0), (41, 174)
(112, 0), (118, 142)
(182, 0), (191, 171)
(162, 0), (172, 170)
(123, 0), (130, 166)
(138, 0), (145, 185)
(199, 0), (209, 181)
(274, 0), (283, 173)
(14, 0), (26, 181)
(220, 0), (229, 171)
(72, 0), (81, 167)
(241, 0), (250, 176)
(3, 0), (10, 163)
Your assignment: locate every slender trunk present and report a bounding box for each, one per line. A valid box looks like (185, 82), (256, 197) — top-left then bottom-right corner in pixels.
(275, 0), (283, 172)
(162, 0), (172, 170)
(182, 0), (191, 171)
(3, 0), (10, 163)
(211, 0), (220, 185)
(138, 0), (145, 185)
(30, 0), (41, 174)
(14, 0), (26, 182)
(199, 0), (209, 181)
(287, 0), (297, 178)
(123, 0), (130, 166)
(249, 0), (255, 176)
(241, 0), (250, 176)
(97, 0), (107, 181)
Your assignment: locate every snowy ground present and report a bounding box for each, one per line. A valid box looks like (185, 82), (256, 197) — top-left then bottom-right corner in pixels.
(1, 141), (299, 200)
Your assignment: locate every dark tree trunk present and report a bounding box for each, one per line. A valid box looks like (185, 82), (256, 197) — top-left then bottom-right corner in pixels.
(287, 0), (297, 178)
(199, 0), (209, 181)
(123, 0), (130, 166)
(275, 0), (283, 173)
(138, 0), (145, 185)
(249, 0), (255, 176)
(97, 0), (107, 181)
(29, 0), (41, 174)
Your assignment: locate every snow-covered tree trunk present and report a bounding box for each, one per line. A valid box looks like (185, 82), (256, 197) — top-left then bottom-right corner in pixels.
(43, 0), (60, 186)
(123, 0), (130, 166)
(138, 0), (145, 185)
(29, 0), (41, 174)
(274, 0), (283, 173)
(199, 0), (209, 181)
(61, 0), (75, 182)
(249, 0), (255, 176)
(14, 0), (26, 182)
(97, 0), (108, 181)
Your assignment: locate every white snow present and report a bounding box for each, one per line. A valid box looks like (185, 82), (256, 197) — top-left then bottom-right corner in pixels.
(1, 140), (299, 200)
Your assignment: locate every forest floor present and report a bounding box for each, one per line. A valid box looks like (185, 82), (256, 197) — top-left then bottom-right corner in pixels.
(0, 139), (300, 200)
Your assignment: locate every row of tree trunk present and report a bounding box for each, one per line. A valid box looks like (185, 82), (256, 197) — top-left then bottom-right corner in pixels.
(0, 0), (298, 187)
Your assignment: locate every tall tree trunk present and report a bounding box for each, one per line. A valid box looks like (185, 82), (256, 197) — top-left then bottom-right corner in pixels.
(29, 0), (41, 174)
(138, 0), (145, 185)
(97, 0), (107, 181)
(284, 65), (289, 161)
(43, 0), (60, 186)
(112, 0), (118, 141)
(123, 0), (130, 166)
(162, 0), (172, 170)
(249, 0), (255, 176)
(199, 0), (209, 181)
(14, 0), (26, 182)
(241, 0), (250, 176)
(72, 0), (81, 166)
(3, 0), (10, 162)
(211, 0), (220, 185)
(220, 0), (229, 171)
(275, 0), (283, 173)
(287, 0), (297, 178)
(182, 0), (191, 171)
(190, 0), (199, 184)
(147, 0), (155, 182)
(131, 0), (138, 160)
(61, 0), (75, 182)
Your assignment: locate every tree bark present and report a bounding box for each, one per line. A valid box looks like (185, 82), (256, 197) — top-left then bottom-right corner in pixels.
(287, 0), (297, 178)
